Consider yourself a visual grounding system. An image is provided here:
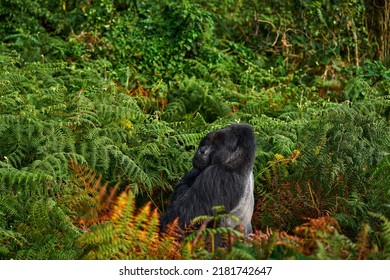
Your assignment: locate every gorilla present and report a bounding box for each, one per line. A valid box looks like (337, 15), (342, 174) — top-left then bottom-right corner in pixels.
(160, 123), (256, 234)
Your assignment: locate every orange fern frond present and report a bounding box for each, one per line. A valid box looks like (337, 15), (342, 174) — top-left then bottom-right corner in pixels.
(68, 160), (119, 226)
(78, 186), (183, 259)
(356, 224), (370, 260)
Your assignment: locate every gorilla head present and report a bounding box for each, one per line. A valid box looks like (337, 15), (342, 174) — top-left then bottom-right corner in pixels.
(194, 124), (255, 169)
(160, 124), (256, 234)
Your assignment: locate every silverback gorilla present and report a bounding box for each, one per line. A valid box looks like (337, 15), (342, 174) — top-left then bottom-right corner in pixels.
(160, 124), (256, 234)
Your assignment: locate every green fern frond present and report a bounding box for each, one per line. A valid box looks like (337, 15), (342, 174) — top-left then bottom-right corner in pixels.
(0, 49), (20, 66)
(382, 219), (390, 258)
(0, 163), (53, 193)
(369, 213), (390, 259)
(31, 199), (51, 230)
(224, 247), (256, 260)
(68, 95), (100, 129)
(162, 99), (187, 121)
(171, 132), (204, 147)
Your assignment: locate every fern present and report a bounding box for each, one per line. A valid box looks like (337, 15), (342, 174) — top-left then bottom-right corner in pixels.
(0, 1), (389, 260)
(1, 194), (82, 260)
(251, 99), (390, 235)
(223, 246), (256, 260)
(162, 99), (187, 121)
(381, 217), (390, 259)
(368, 213), (390, 259)
(68, 159), (181, 259)
(356, 224), (371, 260)
(0, 51), (188, 196)
(184, 206), (245, 258)
(79, 189), (181, 260)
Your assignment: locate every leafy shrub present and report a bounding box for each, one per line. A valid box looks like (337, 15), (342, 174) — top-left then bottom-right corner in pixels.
(0, 0), (389, 260)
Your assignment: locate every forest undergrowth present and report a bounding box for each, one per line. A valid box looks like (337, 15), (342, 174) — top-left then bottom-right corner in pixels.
(0, 0), (389, 259)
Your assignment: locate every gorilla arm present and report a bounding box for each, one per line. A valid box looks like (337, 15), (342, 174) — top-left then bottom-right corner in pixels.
(159, 168), (201, 231)
(168, 169), (200, 203)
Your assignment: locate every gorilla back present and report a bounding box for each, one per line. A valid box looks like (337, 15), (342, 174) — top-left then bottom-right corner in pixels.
(160, 124), (256, 234)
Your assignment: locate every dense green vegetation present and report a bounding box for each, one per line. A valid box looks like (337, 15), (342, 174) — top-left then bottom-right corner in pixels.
(0, 0), (389, 259)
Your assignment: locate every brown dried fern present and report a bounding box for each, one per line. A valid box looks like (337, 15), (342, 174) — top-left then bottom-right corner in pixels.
(79, 189), (183, 259)
(69, 160), (119, 227)
(69, 161), (182, 259)
(356, 224), (370, 260)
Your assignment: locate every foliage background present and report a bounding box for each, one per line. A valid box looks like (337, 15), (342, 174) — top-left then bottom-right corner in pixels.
(0, 0), (389, 259)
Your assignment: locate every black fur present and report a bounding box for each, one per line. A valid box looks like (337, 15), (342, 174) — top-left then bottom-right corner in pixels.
(160, 124), (256, 234)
